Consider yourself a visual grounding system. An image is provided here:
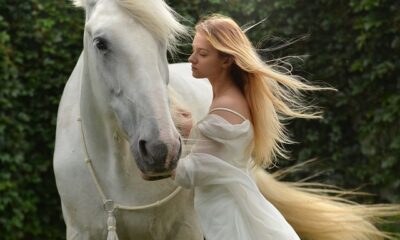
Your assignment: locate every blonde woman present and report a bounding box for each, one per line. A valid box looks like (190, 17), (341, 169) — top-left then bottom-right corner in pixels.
(172, 14), (399, 240)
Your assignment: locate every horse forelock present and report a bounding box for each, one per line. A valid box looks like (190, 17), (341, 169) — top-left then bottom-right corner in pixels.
(72, 0), (187, 52)
(115, 0), (187, 53)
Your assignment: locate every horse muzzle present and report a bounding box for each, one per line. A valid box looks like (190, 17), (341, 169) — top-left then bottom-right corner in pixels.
(132, 137), (182, 181)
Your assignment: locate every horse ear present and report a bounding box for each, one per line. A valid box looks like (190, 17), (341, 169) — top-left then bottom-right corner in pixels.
(71, 0), (85, 8)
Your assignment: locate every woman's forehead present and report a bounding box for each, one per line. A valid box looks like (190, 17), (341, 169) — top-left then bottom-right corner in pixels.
(192, 33), (213, 49)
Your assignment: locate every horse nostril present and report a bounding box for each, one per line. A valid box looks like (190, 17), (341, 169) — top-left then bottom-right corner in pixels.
(137, 138), (180, 171)
(139, 140), (148, 158)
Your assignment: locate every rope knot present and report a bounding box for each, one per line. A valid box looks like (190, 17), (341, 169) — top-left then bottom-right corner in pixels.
(107, 213), (117, 230)
(104, 200), (119, 240)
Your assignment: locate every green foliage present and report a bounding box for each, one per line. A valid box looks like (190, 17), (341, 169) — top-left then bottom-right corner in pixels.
(0, 0), (398, 238)
(0, 0), (83, 238)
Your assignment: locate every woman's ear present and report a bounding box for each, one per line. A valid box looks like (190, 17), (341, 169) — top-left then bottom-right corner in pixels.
(222, 56), (234, 68)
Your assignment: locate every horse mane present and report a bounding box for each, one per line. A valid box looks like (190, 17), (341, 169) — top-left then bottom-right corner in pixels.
(71, 0), (187, 52)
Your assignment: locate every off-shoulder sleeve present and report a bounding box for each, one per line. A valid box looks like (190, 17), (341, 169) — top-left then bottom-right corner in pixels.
(174, 115), (251, 188)
(196, 114), (250, 141)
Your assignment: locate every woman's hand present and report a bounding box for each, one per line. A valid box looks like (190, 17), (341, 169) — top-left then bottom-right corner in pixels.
(177, 109), (193, 139)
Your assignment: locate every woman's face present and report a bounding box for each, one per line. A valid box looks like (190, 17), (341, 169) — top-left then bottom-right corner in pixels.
(188, 32), (226, 80)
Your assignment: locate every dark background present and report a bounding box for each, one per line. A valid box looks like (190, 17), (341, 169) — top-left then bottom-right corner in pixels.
(0, 0), (399, 238)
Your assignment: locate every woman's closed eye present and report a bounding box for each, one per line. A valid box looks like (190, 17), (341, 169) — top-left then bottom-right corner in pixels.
(192, 48), (208, 57)
(199, 50), (208, 56)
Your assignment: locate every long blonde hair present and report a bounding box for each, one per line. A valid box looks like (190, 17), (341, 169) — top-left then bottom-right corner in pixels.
(196, 14), (328, 167)
(195, 15), (400, 240)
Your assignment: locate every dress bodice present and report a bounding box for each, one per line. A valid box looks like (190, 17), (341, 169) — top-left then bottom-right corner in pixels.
(174, 109), (299, 240)
(190, 113), (254, 170)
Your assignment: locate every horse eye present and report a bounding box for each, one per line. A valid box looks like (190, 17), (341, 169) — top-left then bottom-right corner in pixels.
(94, 38), (108, 51)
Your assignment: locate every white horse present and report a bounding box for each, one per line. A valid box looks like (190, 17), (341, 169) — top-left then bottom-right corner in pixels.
(53, 0), (211, 239)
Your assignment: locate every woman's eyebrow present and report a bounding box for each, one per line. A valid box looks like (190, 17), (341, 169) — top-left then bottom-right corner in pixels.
(192, 46), (209, 52)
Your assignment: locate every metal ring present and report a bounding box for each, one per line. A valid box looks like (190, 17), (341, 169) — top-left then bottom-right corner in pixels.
(104, 199), (116, 212)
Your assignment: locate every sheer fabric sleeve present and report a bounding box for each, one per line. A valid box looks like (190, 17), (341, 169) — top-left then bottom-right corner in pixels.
(174, 115), (251, 188)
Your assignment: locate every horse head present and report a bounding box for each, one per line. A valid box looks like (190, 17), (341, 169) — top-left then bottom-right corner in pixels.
(76, 0), (186, 180)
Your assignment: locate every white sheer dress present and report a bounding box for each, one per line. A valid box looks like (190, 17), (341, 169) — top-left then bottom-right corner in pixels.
(174, 108), (300, 240)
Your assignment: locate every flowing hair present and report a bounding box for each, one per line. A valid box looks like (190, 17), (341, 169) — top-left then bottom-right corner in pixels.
(194, 14), (400, 240)
(196, 14), (328, 167)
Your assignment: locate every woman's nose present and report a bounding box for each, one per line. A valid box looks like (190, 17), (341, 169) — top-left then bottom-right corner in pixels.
(188, 53), (195, 63)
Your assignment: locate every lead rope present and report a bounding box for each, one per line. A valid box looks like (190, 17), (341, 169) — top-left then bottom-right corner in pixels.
(77, 117), (182, 239)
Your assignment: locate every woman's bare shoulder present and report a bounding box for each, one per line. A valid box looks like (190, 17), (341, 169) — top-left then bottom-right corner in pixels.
(210, 91), (251, 124)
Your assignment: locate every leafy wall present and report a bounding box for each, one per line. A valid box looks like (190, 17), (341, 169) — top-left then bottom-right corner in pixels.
(0, 0), (398, 238)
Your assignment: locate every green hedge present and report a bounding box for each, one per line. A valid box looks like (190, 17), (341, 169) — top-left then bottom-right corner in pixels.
(0, 0), (83, 238)
(0, 0), (398, 238)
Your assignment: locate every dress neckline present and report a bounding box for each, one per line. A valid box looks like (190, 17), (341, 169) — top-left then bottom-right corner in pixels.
(206, 113), (250, 127)
(209, 107), (248, 122)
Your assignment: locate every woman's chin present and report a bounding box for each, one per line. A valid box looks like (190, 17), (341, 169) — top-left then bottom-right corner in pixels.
(191, 73), (204, 79)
